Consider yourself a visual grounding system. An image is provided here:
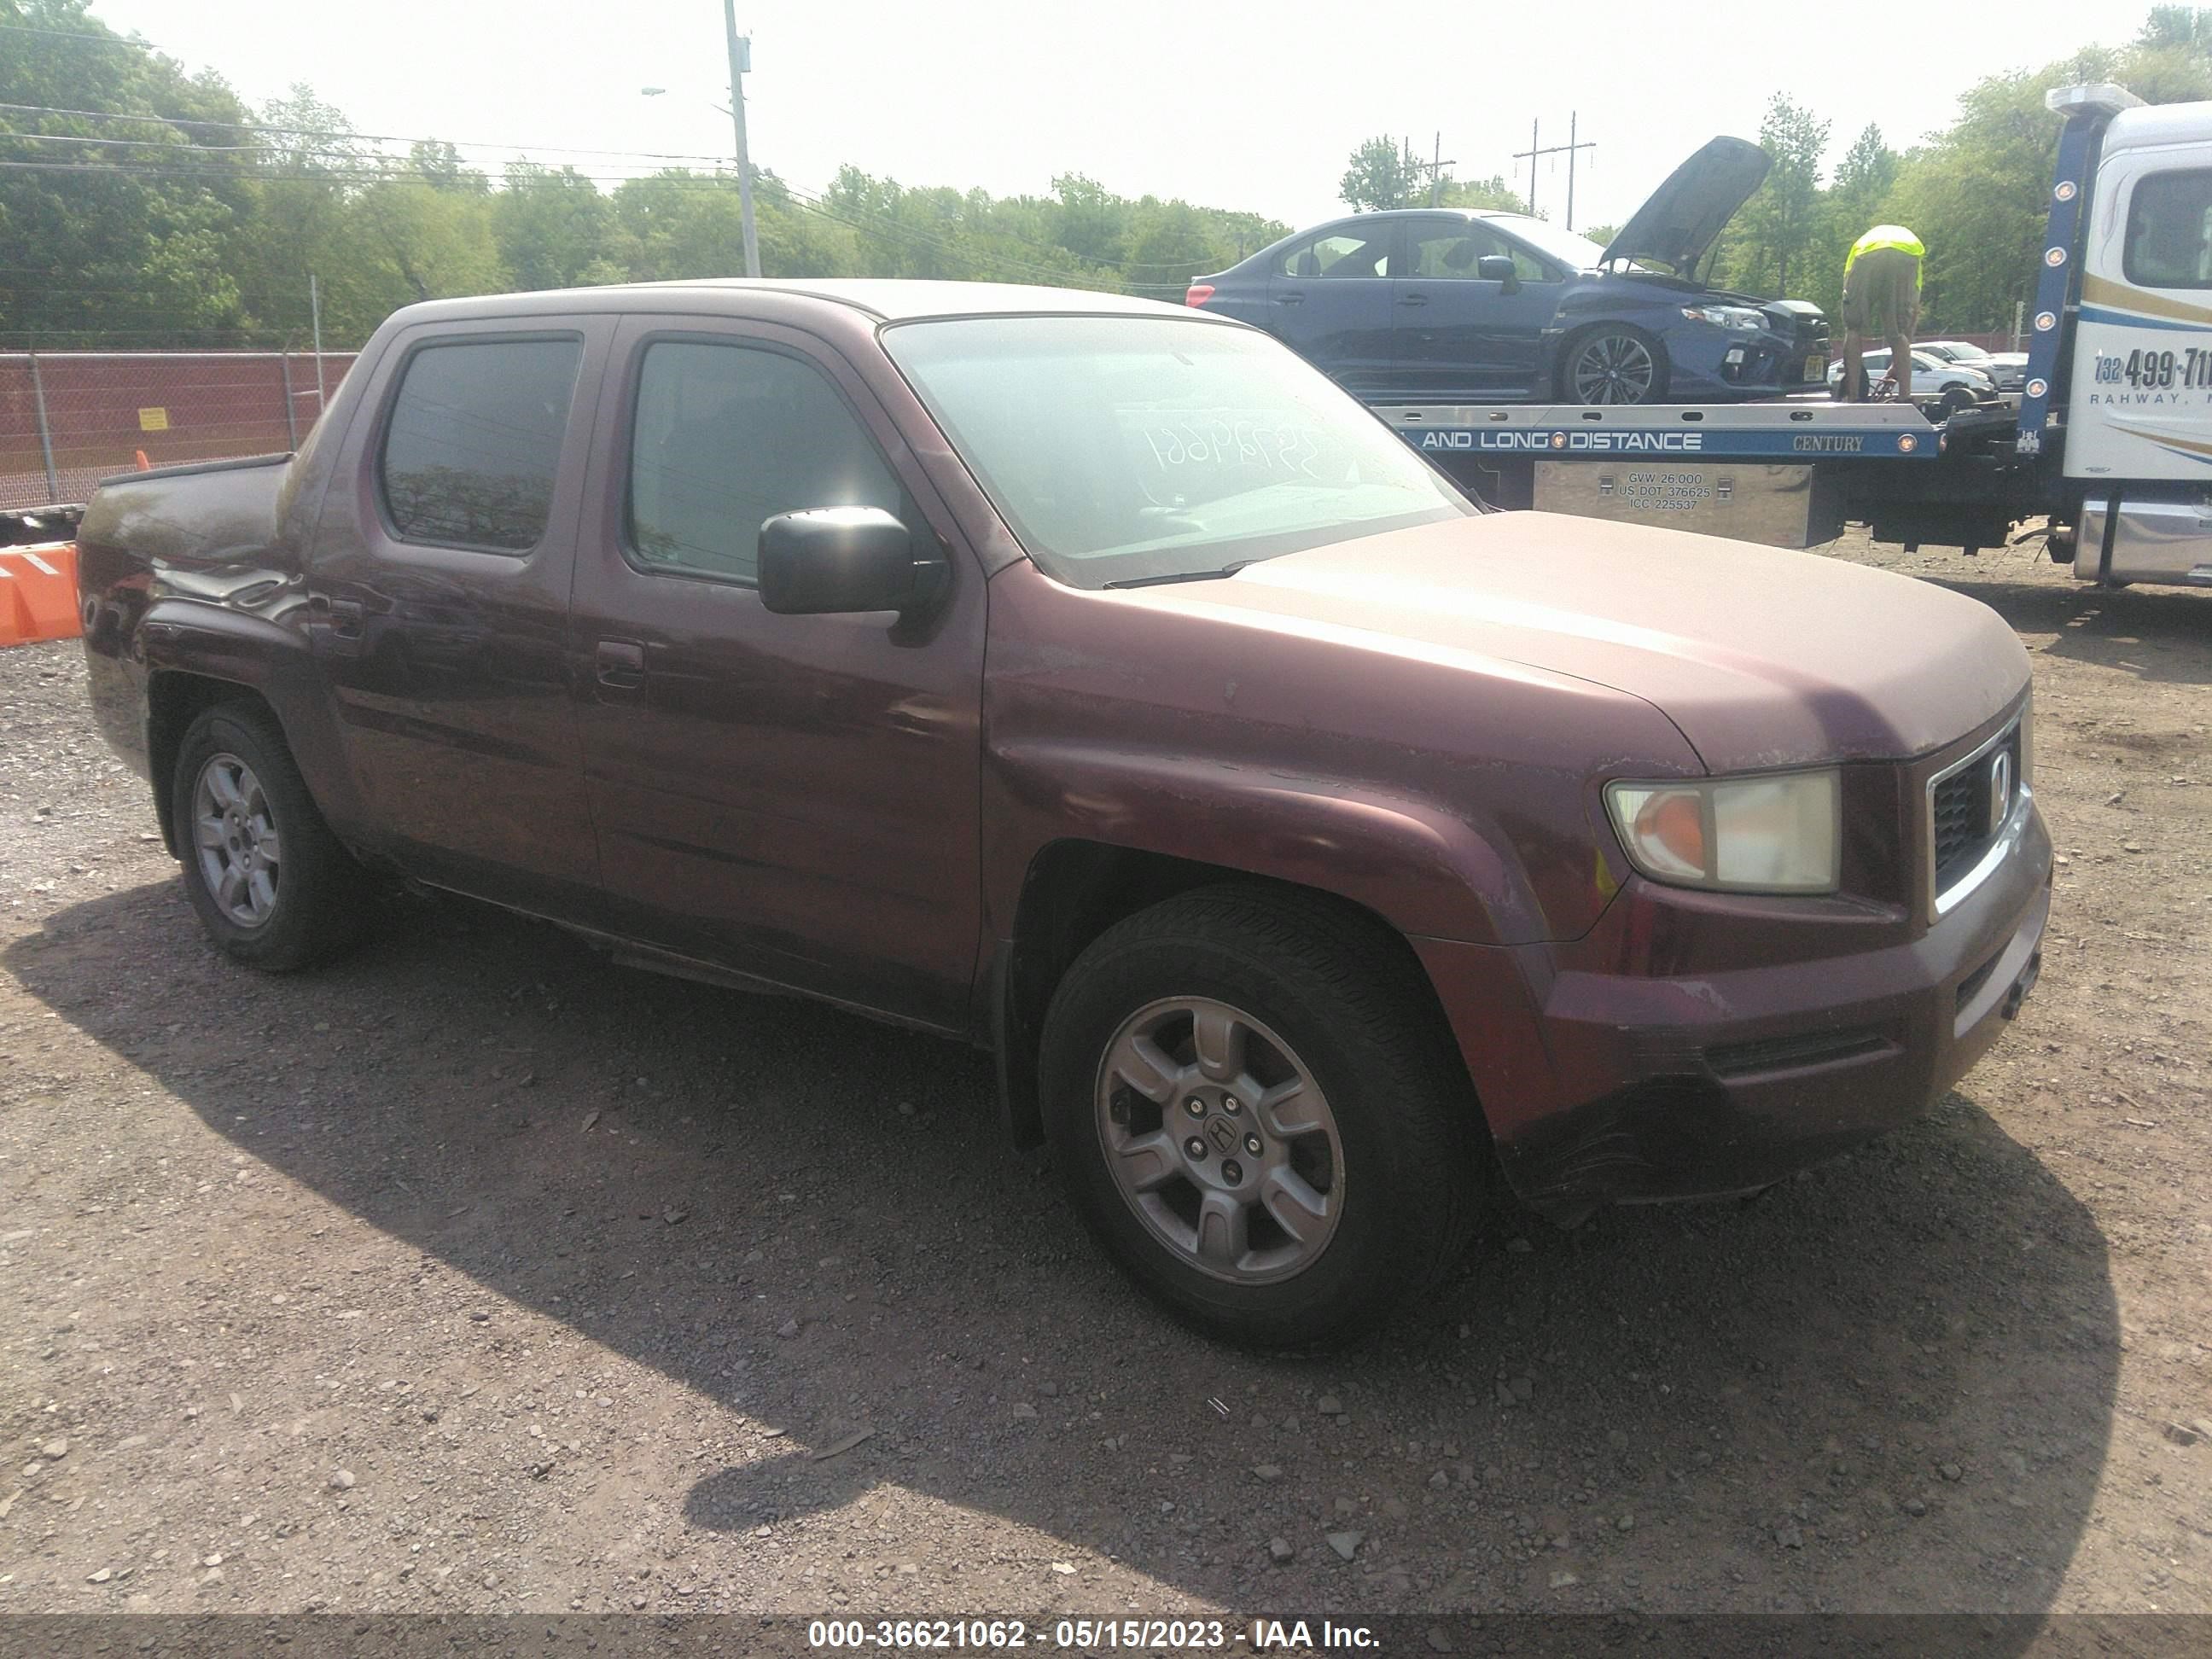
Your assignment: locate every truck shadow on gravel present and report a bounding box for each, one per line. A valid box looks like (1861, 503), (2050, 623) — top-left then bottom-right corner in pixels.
(1912, 566), (2212, 687)
(9, 882), (2119, 1615)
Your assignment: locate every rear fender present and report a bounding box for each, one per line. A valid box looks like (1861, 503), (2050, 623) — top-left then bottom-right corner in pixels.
(139, 602), (369, 856)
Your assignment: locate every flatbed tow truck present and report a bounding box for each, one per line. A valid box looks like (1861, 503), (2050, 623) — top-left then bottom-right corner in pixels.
(1376, 84), (2212, 592)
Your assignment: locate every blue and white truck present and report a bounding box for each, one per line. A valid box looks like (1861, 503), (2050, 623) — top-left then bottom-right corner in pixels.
(1377, 84), (2212, 591)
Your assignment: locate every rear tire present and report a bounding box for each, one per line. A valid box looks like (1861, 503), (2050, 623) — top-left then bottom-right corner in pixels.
(172, 701), (368, 971)
(1039, 886), (1481, 1348)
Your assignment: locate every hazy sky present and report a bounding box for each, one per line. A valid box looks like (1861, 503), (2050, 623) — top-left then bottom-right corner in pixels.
(92, 0), (2154, 236)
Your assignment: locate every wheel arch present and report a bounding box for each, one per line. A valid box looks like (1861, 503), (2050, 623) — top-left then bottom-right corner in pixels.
(147, 671), (280, 859)
(989, 840), (1482, 1152)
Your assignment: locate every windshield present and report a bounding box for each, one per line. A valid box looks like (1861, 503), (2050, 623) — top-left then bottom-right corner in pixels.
(1485, 215), (1610, 272)
(882, 315), (1472, 589)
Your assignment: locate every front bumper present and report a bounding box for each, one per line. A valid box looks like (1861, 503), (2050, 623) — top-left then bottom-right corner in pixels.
(1415, 800), (2052, 1219)
(1676, 319), (1829, 399)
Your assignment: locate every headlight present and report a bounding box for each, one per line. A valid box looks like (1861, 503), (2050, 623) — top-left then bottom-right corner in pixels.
(1604, 770), (1841, 894)
(1680, 305), (1767, 332)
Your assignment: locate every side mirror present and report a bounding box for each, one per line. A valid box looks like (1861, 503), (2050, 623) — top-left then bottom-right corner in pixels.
(758, 507), (944, 616)
(1476, 254), (1520, 293)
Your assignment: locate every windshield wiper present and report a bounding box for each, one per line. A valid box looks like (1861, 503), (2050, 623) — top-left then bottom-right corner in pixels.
(1105, 559), (1259, 590)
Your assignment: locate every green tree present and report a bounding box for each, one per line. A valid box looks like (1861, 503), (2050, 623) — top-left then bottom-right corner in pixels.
(1810, 124), (1898, 316)
(408, 141), (486, 194)
(228, 84), (366, 340)
(2139, 4), (2212, 53)
(0, 0), (257, 346)
(495, 161), (610, 290)
(1049, 173), (1128, 266)
(602, 169), (857, 282)
(1437, 172), (1528, 213)
(1339, 136), (1417, 212)
(1722, 94), (1829, 296)
(319, 178), (505, 334)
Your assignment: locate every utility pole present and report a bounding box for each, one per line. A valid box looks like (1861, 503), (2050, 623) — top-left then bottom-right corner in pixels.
(1422, 131), (1457, 207)
(721, 0), (760, 279)
(1512, 113), (1598, 226)
(1565, 112), (1582, 230)
(310, 273), (326, 414)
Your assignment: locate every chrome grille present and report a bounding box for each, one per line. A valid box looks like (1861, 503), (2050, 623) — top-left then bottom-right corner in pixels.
(1929, 715), (2024, 907)
(1931, 766), (1984, 887)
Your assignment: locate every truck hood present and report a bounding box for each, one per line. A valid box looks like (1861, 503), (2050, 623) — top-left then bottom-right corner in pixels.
(1115, 514), (2027, 772)
(1601, 136), (1772, 279)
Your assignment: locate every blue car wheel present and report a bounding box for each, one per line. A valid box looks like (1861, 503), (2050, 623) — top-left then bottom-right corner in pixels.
(1561, 325), (1669, 405)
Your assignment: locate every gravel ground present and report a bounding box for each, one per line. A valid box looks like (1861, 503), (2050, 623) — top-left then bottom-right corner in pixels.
(1, 529), (2208, 1624)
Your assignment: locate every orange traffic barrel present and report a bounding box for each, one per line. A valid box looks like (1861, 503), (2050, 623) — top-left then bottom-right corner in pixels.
(0, 540), (82, 646)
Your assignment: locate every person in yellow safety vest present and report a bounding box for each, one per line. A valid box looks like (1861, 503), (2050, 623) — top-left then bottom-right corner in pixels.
(1837, 224), (1924, 403)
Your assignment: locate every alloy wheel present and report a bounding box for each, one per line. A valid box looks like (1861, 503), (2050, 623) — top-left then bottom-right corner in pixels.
(1570, 332), (1659, 404)
(1094, 996), (1343, 1284)
(192, 752), (282, 928)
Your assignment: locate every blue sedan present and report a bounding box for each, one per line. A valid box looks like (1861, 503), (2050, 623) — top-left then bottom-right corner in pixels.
(1187, 138), (1829, 405)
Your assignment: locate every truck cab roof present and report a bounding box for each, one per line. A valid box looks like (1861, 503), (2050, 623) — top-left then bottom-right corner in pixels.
(2100, 96), (2212, 158)
(387, 278), (1205, 328)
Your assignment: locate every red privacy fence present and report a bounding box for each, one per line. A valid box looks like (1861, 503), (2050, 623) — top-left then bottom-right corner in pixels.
(0, 350), (359, 510)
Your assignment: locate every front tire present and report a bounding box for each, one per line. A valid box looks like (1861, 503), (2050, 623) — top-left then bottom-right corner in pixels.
(172, 701), (367, 971)
(1560, 325), (1668, 405)
(1039, 887), (1481, 1348)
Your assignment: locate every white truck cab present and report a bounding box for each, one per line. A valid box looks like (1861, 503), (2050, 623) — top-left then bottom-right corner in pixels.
(2053, 84), (2212, 586)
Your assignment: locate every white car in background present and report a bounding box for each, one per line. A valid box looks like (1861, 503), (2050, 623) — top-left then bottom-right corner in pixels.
(1827, 348), (1997, 412)
(1918, 339), (2027, 393)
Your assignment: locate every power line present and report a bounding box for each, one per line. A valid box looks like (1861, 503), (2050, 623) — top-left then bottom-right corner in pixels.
(0, 131), (276, 155)
(0, 100), (741, 166)
(0, 20), (158, 48)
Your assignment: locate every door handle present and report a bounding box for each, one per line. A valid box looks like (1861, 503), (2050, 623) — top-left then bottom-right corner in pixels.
(310, 595), (364, 636)
(1272, 293), (1304, 306)
(595, 639), (646, 690)
(1397, 294), (1428, 307)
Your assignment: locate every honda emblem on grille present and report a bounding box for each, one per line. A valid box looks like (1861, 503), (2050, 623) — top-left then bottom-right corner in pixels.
(1988, 751), (2012, 829)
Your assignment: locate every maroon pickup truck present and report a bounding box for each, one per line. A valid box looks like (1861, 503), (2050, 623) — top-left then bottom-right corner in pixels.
(76, 281), (2051, 1346)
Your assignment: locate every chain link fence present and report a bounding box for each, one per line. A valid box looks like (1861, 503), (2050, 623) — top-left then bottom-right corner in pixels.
(0, 350), (359, 510)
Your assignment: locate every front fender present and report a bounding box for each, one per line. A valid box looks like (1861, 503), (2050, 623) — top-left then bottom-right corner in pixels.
(982, 740), (1550, 948)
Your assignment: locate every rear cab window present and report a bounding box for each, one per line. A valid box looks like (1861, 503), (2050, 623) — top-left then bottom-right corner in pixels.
(376, 336), (583, 553)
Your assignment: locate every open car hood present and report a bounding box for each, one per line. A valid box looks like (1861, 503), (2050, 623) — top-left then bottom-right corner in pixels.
(1600, 137), (1772, 278)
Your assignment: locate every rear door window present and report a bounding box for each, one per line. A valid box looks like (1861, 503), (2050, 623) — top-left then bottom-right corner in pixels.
(624, 340), (902, 585)
(1276, 225), (1394, 280)
(377, 337), (582, 552)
